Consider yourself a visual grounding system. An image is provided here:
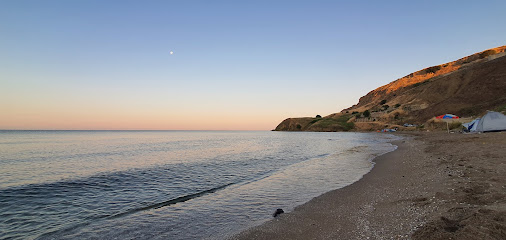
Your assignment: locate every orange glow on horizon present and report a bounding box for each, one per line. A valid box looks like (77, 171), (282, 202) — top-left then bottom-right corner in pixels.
(0, 107), (287, 130)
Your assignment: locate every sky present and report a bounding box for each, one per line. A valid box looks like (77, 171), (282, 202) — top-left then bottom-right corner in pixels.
(1, 0), (506, 130)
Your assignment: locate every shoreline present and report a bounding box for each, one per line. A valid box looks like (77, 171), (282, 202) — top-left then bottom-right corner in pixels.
(230, 131), (506, 239)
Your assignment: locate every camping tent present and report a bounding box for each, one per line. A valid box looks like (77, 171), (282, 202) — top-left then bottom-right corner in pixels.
(475, 111), (506, 132)
(436, 114), (459, 119)
(462, 118), (480, 132)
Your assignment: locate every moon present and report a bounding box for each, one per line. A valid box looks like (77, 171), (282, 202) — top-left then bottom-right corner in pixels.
(170, 51), (174, 55)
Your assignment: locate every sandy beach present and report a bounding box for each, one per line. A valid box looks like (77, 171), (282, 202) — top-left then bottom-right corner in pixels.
(231, 131), (506, 239)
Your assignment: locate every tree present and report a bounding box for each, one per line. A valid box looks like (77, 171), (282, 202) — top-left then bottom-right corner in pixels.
(363, 110), (370, 118)
(382, 105), (390, 110)
(316, 115), (322, 118)
(380, 99), (387, 105)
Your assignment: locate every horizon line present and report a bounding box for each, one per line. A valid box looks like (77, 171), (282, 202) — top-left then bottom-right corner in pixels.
(0, 129), (273, 131)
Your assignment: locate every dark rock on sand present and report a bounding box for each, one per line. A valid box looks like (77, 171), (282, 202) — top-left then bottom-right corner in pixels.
(273, 209), (284, 217)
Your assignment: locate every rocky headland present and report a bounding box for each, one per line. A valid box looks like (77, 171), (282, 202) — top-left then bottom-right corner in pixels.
(275, 46), (506, 132)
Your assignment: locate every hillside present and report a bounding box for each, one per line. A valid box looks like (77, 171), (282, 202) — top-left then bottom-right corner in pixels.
(275, 46), (506, 131)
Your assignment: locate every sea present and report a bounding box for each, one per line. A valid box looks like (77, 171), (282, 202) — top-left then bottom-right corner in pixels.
(0, 130), (400, 240)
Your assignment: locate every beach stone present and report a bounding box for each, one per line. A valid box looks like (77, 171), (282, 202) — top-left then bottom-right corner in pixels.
(273, 208), (284, 217)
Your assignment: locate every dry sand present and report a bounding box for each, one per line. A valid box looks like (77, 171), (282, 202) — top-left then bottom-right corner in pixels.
(230, 132), (506, 240)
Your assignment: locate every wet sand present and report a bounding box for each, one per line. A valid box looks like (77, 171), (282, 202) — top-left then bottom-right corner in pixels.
(231, 132), (506, 239)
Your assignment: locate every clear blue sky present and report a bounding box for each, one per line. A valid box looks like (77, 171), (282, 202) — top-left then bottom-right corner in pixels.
(1, 0), (505, 130)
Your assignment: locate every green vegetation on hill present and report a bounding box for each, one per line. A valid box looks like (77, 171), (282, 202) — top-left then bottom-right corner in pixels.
(495, 104), (506, 114)
(274, 115), (354, 132)
(312, 115), (354, 131)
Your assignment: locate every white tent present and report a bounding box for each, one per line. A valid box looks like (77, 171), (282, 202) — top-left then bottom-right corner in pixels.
(475, 111), (506, 132)
(463, 118), (480, 132)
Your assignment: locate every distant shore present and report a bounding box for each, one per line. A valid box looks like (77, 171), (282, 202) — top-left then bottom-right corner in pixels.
(231, 131), (506, 239)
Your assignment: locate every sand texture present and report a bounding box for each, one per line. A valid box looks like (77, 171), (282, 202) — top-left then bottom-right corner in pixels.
(231, 132), (506, 239)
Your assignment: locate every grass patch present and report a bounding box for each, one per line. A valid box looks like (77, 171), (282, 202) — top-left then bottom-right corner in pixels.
(448, 122), (462, 130)
(310, 118), (322, 124)
(312, 115), (355, 131)
(494, 104), (506, 114)
(335, 115), (355, 131)
(314, 118), (339, 128)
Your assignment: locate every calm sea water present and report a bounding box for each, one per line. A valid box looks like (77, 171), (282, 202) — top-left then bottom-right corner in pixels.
(0, 130), (399, 240)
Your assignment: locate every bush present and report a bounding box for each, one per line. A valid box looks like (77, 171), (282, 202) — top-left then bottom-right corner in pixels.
(380, 100), (387, 105)
(363, 110), (370, 118)
(394, 103), (401, 108)
(315, 115), (322, 118)
(425, 65), (442, 74)
(382, 105), (389, 110)
(296, 124), (302, 130)
(351, 111), (359, 115)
